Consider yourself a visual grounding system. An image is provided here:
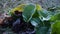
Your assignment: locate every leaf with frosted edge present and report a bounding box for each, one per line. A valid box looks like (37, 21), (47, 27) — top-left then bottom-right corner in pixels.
(30, 17), (41, 27)
(22, 4), (36, 22)
(38, 9), (52, 21)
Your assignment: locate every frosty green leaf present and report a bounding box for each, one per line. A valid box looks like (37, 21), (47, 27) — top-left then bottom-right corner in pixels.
(22, 4), (36, 22)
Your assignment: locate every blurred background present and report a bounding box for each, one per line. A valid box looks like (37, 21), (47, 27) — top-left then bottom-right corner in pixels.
(0, 0), (60, 13)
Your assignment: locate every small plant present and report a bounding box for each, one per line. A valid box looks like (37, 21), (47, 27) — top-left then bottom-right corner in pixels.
(8, 3), (60, 34)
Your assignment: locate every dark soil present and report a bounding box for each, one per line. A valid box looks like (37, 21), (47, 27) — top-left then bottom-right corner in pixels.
(0, 11), (35, 34)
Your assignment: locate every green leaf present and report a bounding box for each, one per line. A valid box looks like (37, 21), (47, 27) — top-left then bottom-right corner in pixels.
(30, 17), (41, 27)
(36, 26), (50, 34)
(38, 9), (51, 21)
(51, 21), (60, 34)
(50, 13), (60, 21)
(32, 10), (39, 18)
(35, 19), (51, 34)
(22, 4), (36, 22)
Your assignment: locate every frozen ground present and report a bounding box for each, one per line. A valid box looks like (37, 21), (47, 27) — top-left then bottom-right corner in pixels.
(0, 0), (60, 13)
